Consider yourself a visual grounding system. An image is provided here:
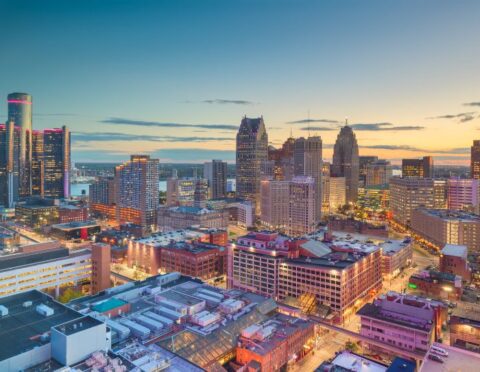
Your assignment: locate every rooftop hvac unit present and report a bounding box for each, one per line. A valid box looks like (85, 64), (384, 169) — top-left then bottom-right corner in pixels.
(36, 304), (54, 317)
(0, 305), (8, 316)
(22, 301), (33, 308)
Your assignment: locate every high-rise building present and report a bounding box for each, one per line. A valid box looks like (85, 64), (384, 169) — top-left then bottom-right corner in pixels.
(294, 136), (322, 221)
(329, 177), (346, 212)
(91, 243), (111, 295)
(31, 130), (44, 196)
(321, 162), (330, 214)
(401, 156), (434, 178)
(471, 140), (480, 179)
(447, 178), (480, 214)
(193, 178), (209, 208)
(7, 93), (32, 198)
(332, 123), (359, 203)
(203, 160), (227, 199)
(359, 156), (378, 187)
(115, 155), (159, 230)
(288, 176), (316, 236)
(89, 176), (117, 221)
(366, 160), (392, 187)
(390, 177), (447, 227)
(43, 126), (71, 199)
(0, 121), (20, 207)
(260, 178), (290, 231)
(236, 116), (268, 214)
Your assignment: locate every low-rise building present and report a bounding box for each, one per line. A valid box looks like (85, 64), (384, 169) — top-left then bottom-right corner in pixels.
(357, 292), (448, 354)
(420, 342), (480, 372)
(440, 244), (471, 281)
(50, 220), (101, 241)
(408, 269), (463, 301)
(15, 198), (59, 228)
(411, 209), (480, 253)
(450, 302), (480, 354)
(380, 239), (413, 280)
(157, 206), (229, 231)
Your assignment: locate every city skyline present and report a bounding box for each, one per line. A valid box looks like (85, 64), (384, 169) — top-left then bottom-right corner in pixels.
(1, 0), (479, 164)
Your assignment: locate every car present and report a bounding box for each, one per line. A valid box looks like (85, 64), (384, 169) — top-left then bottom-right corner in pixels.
(428, 353), (444, 363)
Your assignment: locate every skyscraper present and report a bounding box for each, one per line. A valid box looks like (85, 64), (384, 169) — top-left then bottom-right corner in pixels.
(471, 140), (480, 179)
(7, 93), (32, 197)
(294, 136), (322, 221)
(0, 121), (20, 207)
(236, 116), (268, 214)
(203, 160), (227, 199)
(43, 126), (71, 198)
(401, 156), (434, 178)
(332, 123), (359, 203)
(288, 176), (316, 236)
(193, 178), (209, 208)
(115, 155), (159, 230)
(31, 130), (44, 196)
(260, 178), (290, 231)
(366, 160), (392, 187)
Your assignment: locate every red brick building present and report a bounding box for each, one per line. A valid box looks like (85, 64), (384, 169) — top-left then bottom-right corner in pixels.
(440, 244), (471, 282)
(91, 243), (112, 294)
(59, 204), (89, 223)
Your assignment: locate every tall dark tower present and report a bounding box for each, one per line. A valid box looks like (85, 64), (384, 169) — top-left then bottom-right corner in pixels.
(43, 126), (71, 199)
(236, 116), (268, 214)
(7, 93), (32, 198)
(332, 120), (359, 203)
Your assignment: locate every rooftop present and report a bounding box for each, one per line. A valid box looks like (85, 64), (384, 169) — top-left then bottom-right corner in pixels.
(418, 209), (480, 222)
(51, 220), (100, 231)
(135, 229), (207, 247)
(451, 302), (480, 323)
(0, 290), (83, 362)
(315, 351), (388, 372)
(53, 315), (103, 336)
(442, 244), (468, 258)
(289, 250), (372, 270)
(420, 343), (480, 372)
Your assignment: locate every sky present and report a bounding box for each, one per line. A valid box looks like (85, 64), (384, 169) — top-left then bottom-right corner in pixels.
(1, 0), (479, 165)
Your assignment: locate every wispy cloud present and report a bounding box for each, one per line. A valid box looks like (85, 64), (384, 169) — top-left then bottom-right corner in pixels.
(34, 113), (79, 117)
(100, 117), (238, 131)
(427, 112), (476, 123)
(287, 118), (340, 124)
(361, 144), (469, 154)
(464, 102), (480, 107)
(73, 131), (233, 143)
(201, 99), (255, 105)
(300, 122), (424, 132)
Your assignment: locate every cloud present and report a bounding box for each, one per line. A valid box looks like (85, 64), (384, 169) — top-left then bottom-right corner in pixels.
(287, 118), (340, 124)
(300, 122), (424, 132)
(361, 145), (469, 154)
(100, 117), (238, 131)
(350, 123), (424, 131)
(34, 113), (79, 117)
(73, 131), (233, 143)
(201, 99), (255, 105)
(427, 112), (476, 122)
(464, 102), (480, 107)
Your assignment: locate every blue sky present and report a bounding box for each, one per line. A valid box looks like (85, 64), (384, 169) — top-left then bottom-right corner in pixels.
(1, 0), (479, 164)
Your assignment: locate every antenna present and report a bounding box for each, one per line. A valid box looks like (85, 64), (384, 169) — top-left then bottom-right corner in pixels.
(345, 117), (349, 126)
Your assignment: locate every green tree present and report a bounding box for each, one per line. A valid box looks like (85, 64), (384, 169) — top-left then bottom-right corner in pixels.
(58, 288), (84, 303)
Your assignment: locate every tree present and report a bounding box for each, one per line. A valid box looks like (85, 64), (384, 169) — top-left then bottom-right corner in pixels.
(58, 288), (83, 303)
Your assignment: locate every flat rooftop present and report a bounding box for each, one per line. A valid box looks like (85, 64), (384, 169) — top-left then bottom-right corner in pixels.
(51, 220), (99, 231)
(442, 244), (468, 258)
(0, 247), (70, 272)
(420, 343), (480, 372)
(0, 290), (83, 362)
(315, 351), (388, 372)
(289, 250), (371, 270)
(419, 209), (480, 222)
(135, 229), (206, 247)
(451, 302), (480, 323)
(53, 315), (103, 336)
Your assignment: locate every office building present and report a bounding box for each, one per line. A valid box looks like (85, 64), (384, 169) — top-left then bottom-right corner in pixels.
(204, 160), (227, 199)
(389, 177), (447, 227)
(408, 270), (463, 301)
(236, 116), (268, 214)
(229, 231), (383, 320)
(329, 176), (346, 212)
(7, 92), (32, 198)
(411, 209), (480, 253)
(332, 123), (359, 203)
(366, 160), (392, 187)
(380, 239), (413, 280)
(321, 162), (330, 214)
(0, 121), (20, 207)
(31, 130), (44, 196)
(288, 176), (316, 236)
(166, 177), (196, 206)
(447, 178), (480, 214)
(357, 292), (447, 353)
(193, 178), (209, 208)
(158, 205), (229, 231)
(43, 126), (71, 198)
(294, 136), (323, 220)
(15, 197), (60, 228)
(0, 246), (92, 298)
(471, 140), (480, 179)
(401, 156), (433, 178)
(359, 156), (379, 187)
(115, 155), (159, 230)
(260, 179), (290, 231)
